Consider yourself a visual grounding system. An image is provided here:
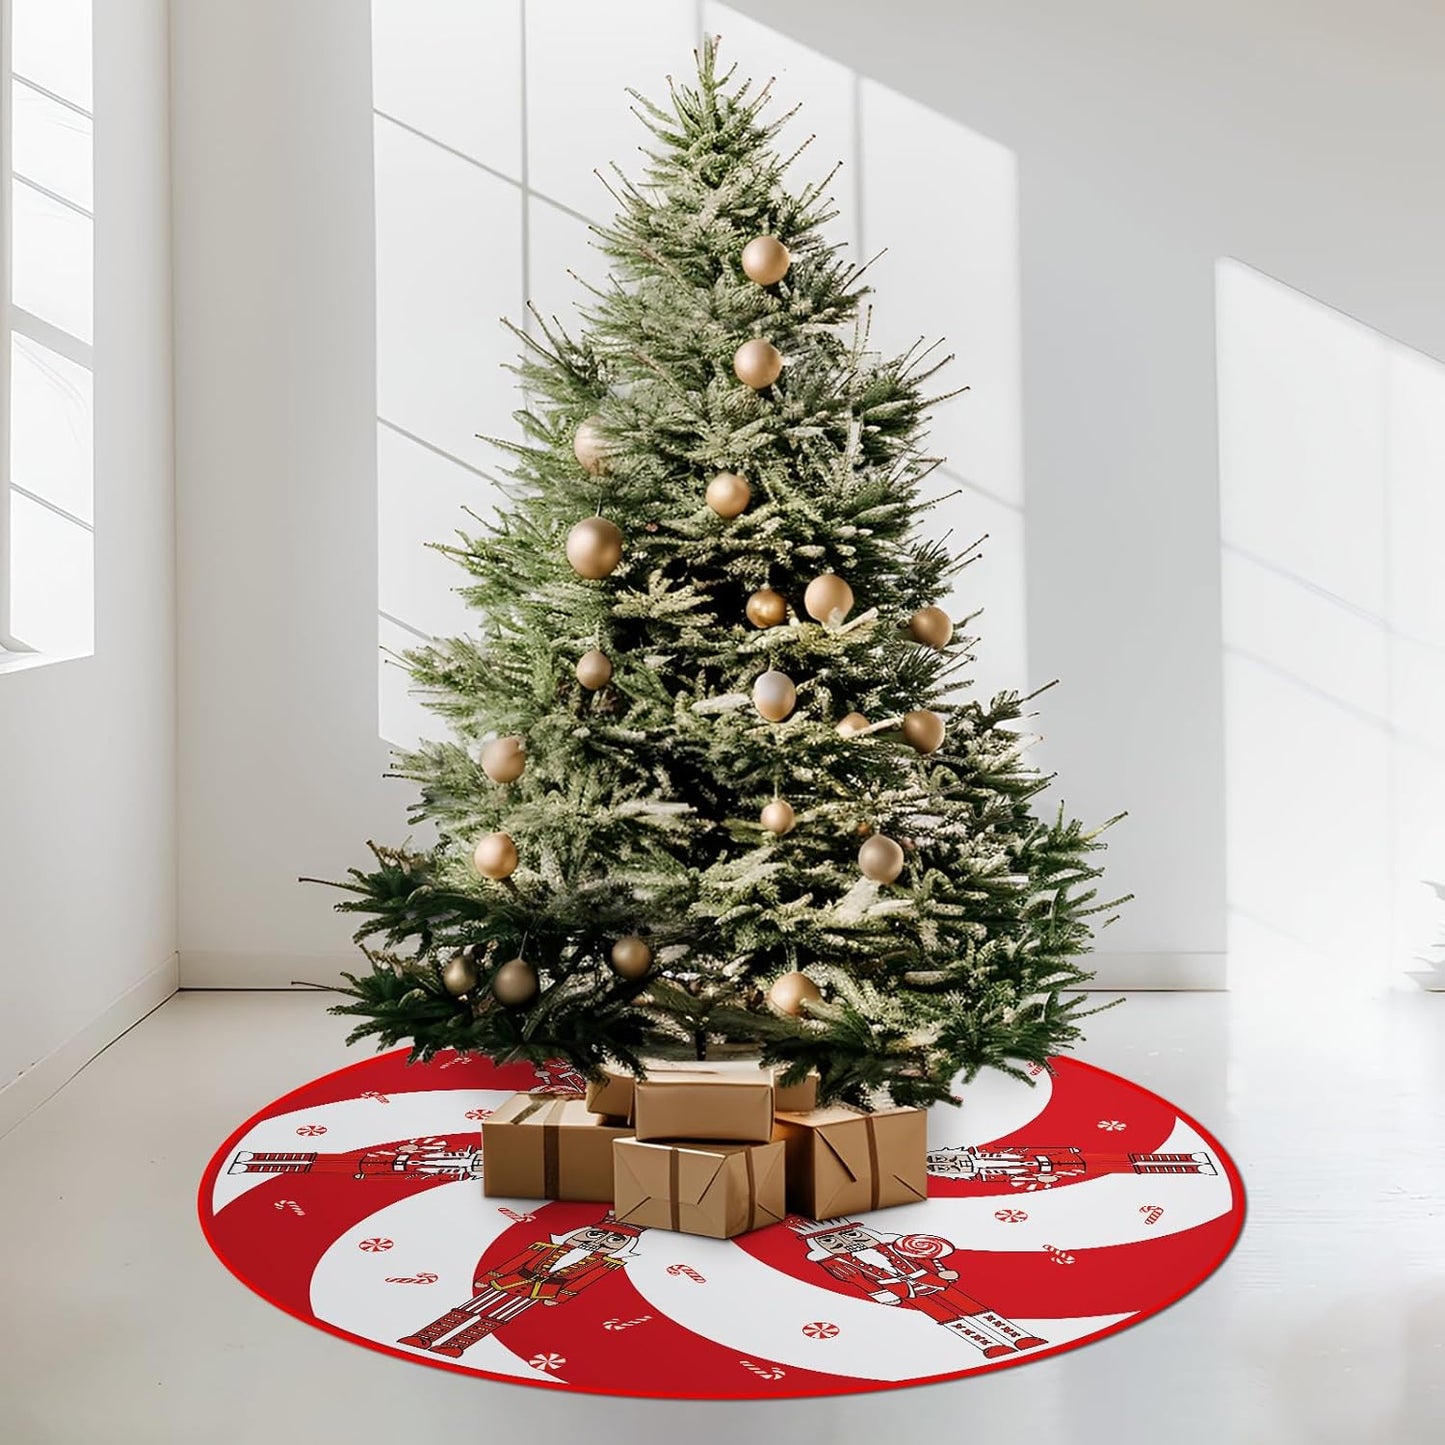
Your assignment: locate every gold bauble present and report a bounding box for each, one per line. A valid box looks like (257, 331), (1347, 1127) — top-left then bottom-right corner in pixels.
(609, 935), (653, 981)
(492, 957), (539, 1007)
(441, 950), (479, 996)
(768, 970), (822, 1016)
(908, 605), (953, 649)
(472, 831), (519, 880)
(745, 587), (787, 629)
(572, 415), (608, 475)
(566, 516), (624, 579)
(481, 735), (527, 784)
(901, 708), (946, 755)
(576, 648), (613, 690)
(705, 471), (751, 519)
(733, 338), (783, 390)
(752, 669), (797, 722)
(760, 799), (796, 836)
(804, 572), (854, 624)
(836, 711), (870, 736)
(741, 234), (792, 286)
(858, 833), (905, 884)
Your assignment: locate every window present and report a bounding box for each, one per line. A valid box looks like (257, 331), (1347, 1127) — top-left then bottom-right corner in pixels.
(0, 0), (94, 664)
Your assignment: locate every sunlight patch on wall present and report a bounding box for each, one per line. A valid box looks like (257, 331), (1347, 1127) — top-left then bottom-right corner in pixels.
(1217, 259), (1445, 988)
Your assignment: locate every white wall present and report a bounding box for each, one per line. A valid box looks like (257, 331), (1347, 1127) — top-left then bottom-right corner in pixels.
(0, 0), (176, 1130)
(165, 0), (1445, 991)
(170, 0), (395, 987)
(713, 0), (1445, 987)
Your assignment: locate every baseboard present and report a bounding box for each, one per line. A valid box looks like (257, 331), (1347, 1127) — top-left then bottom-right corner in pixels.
(0, 953), (179, 1139)
(179, 949), (358, 990)
(1081, 951), (1227, 990)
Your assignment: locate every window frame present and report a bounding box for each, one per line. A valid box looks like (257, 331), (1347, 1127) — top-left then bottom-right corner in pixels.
(0, 0), (97, 662)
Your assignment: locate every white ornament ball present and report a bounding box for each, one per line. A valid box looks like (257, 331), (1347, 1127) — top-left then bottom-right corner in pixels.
(858, 833), (905, 884)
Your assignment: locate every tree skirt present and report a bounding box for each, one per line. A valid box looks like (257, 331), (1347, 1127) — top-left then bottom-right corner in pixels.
(198, 1049), (1244, 1399)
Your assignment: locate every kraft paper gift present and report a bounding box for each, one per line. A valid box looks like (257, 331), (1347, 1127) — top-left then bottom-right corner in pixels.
(482, 1094), (632, 1201)
(631, 1072), (775, 1144)
(587, 1060), (817, 1121)
(612, 1137), (786, 1239)
(771, 1104), (928, 1217)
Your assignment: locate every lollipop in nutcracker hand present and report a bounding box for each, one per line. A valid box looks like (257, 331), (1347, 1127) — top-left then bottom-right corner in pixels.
(786, 1216), (1047, 1360)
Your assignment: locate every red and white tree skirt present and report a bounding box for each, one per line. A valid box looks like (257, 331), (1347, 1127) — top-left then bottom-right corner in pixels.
(198, 1050), (1244, 1399)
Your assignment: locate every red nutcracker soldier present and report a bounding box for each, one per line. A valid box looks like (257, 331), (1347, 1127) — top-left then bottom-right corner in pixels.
(531, 1059), (588, 1096)
(926, 1143), (1217, 1190)
(397, 1216), (643, 1358)
(787, 1216), (1046, 1360)
(227, 1137), (482, 1182)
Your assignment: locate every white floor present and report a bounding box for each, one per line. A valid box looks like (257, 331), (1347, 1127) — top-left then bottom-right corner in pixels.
(1, 986), (1443, 1444)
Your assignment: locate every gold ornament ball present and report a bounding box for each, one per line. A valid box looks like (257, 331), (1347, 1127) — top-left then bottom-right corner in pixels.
(768, 970), (822, 1016)
(472, 831), (519, 880)
(481, 735), (527, 784)
(733, 338), (784, 390)
(741, 234), (792, 286)
(752, 669), (797, 722)
(858, 833), (906, 884)
(566, 516), (624, 579)
(761, 798), (796, 836)
(836, 711), (870, 736)
(705, 471), (751, 519)
(908, 605), (953, 649)
(804, 572), (854, 624)
(746, 587), (787, 629)
(902, 708), (946, 755)
(610, 935), (653, 981)
(572, 415), (608, 475)
(492, 957), (539, 1007)
(441, 950), (479, 997)
(576, 648), (613, 690)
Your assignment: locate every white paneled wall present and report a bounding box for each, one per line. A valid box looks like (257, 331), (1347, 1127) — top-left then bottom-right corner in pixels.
(1218, 260), (1445, 987)
(372, 0), (1027, 747)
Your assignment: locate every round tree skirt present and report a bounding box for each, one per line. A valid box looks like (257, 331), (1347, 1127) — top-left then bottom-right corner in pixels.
(198, 1049), (1244, 1399)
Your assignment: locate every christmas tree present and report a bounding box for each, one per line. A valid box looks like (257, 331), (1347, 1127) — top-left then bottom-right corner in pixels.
(321, 41), (1123, 1107)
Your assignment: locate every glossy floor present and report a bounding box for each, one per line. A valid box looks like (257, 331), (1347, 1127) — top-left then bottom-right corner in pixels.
(1, 986), (1441, 1444)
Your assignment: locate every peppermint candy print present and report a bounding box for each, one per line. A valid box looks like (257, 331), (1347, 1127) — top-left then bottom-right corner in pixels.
(199, 1047), (1244, 1400)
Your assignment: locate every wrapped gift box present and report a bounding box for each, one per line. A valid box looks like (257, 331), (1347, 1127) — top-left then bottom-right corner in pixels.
(632, 1072), (775, 1144)
(482, 1094), (632, 1201)
(612, 1138), (786, 1239)
(771, 1104), (928, 1216)
(586, 1060), (818, 1120)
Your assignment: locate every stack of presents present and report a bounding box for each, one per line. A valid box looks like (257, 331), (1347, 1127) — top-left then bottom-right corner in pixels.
(482, 1061), (927, 1236)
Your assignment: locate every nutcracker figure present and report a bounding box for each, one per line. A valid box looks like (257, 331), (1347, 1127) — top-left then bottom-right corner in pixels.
(397, 1216), (643, 1358)
(532, 1059), (589, 1095)
(787, 1216), (1046, 1359)
(228, 1136), (483, 1182)
(926, 1143), (1217, 1189)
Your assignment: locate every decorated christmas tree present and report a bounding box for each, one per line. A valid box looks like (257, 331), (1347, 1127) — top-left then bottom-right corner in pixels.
(321, 42), (1123, 1107)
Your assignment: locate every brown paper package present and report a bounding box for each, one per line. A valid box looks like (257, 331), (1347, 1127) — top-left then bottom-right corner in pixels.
(613, 1138), (786, 1239)
(631, 1073), (776, 1144)
(482, 1094), (632, 1201)
(771, 1104), (928, 1217)
(586, 1061), (818, 1120)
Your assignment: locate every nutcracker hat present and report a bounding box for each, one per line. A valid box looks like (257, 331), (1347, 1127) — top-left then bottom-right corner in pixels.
(787, 1216), (874, 1258)
(553, 1217), (644, 1252)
